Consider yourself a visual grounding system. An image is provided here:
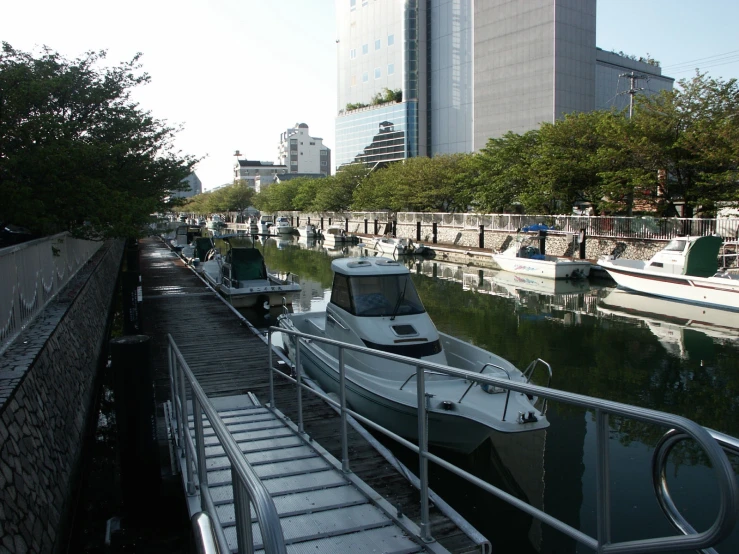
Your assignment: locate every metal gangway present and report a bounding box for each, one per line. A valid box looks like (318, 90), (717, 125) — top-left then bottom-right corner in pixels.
(167, 336), (453, 554)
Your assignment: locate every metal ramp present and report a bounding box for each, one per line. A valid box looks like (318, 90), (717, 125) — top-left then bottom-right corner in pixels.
(177, 394), (448, 554)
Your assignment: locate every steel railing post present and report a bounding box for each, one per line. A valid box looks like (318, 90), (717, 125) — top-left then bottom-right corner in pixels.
(416, 365), (433, 543)
(179, 361), (195, 495)
(595, 409), (611, 549)
(295, 338), (304, 434)
(339, 347), (349, 473)
(233, 473), (255, 554)
(268, 330), (275, 408)
(194, 398), (207, 506)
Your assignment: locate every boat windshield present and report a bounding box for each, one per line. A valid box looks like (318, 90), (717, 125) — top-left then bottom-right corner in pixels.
(663, 239), (687, 252)
(347, 274), (425, 317)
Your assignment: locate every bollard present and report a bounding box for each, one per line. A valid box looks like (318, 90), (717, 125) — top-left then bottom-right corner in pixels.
(392, 220), (397, 238)
(320, 217), (324, 230)
(110, 335), (160, 517)
(345, 218), (349, 232)
(417, 221), (421, 242)
(432, 222), (438, 244)
(579, 228), (587, 259)
(364, 219), (368, 234)
(374, 219), (378, 235)
(328, 217), (332, 226)
(479, 225), (485, 248)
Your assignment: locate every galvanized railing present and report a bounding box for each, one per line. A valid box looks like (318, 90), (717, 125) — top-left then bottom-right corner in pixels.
(268, 325), (738, 553)
(0, 233), (102, 355)
(167, 335), (287, 554)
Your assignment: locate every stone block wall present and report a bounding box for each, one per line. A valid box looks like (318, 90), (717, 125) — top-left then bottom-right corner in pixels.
(0, 239), (124, 554)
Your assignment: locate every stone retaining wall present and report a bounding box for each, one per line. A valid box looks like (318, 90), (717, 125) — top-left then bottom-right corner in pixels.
(282, 212), (667, 262)
(0, 239), (124, 554)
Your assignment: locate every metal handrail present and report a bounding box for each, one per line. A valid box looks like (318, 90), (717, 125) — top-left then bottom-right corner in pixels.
(192, 512), (221, 554)
(652, 428), (739, 554)
(168, 335), (287, 554)
(268, 325), (738, 554)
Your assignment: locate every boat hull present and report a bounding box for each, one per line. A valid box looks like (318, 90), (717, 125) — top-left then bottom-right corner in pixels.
(600, 260), (739, 310)
(279, 314), (548, 454)
(493, 254), (591, 279)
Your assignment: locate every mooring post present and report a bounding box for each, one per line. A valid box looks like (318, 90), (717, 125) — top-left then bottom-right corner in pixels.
(364, 219), (368, 234)
(539, 229), (547, 255)
(392, 220), (397, 238)
(579, 228), (587, 259)
(479, 225), (485, 248)
(320, 217), (324, 230)
(110, 335), (160, 516)
(345, 218), (349, 232)
(432, 222), (438, 244)
(416, 221), (421, 242)
(374, 219), (378, 235)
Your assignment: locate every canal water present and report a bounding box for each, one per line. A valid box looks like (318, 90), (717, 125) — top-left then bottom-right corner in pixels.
(237, 234), (739, 554)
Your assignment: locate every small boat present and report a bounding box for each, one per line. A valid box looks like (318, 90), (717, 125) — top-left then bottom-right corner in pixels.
(598, 235), (739, 310)
(297, 223), (320, 238)
(180, 236), (215, 270)
(269, 216), (294, 235)
(201, 240), (301, 308)
(492, 270), (591, 296)
(493, 234), (591, 279)
(322, 225), (357, 246)
(258, 216), (274, 234)
(372, 236), (433, 257)
(170, 225), (202, 251)
(277, 256), (551, 453)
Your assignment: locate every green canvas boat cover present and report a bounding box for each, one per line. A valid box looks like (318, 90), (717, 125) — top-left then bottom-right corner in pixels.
(684, 235), (723, 277)
(227, 248), (267, 281)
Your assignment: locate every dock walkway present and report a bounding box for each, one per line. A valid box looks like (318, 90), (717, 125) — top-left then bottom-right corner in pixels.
(139, 237), (484, 553)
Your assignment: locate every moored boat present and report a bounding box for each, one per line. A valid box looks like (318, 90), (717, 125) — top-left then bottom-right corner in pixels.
(598, 235), (739, 310)
(297, 223), (320, 238)
(269, 216), (295, 235)
(201, 240), (301, 308)
(372, 236), (433, 257)
(277, 256), (551, 453)
(493, 235), (591, 279)
(322, 225), (357, 246)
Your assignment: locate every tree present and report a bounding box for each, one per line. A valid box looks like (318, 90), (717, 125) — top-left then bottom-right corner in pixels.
(0, 43), (197, 239)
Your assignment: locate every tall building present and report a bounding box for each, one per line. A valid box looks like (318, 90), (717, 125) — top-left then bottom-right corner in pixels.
(277, 123), (332, 176)
(234, 159), (288, 190)
(171, 172), (202, 198)
(334, 0), (673, 168)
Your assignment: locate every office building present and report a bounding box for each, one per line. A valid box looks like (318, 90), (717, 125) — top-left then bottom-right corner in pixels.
(334, 0), (673, 168)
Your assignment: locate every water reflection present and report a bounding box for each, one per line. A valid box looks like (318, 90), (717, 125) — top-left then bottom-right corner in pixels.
(237, 234), (739, 553)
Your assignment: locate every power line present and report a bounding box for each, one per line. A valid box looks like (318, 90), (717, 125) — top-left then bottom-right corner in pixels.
(662, 49), (739, 69)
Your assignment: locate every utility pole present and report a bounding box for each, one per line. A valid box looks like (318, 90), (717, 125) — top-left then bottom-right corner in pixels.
(619, 71), (647, 118)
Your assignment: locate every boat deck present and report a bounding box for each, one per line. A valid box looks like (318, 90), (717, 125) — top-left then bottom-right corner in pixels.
(139, 236), (485, 553)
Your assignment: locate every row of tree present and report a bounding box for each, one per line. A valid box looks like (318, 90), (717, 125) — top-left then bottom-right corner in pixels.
(0, 44), (197, 240)
(234, 73), (736, 218)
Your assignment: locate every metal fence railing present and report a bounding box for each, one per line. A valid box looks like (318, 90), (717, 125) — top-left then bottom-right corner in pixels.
(0, 233), (102, 355)
(269, 325), (738, 554)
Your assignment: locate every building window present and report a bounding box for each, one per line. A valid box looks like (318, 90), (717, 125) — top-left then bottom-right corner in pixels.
(388, 63), (394, 75)
(374, 67), (381, 79)
(387, 34), (394, 46)
(321, 160), (327, 166)
(362, 44), (368, 55)
(362, 72), (368, 83)
(350, 49), (356, 59)
(310, 141), (316, 145)
(350, 0), (356, 9)
(375, 39), (381, 50)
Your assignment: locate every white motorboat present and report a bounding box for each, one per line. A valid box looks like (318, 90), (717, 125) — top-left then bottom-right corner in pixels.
(493, 235), (591, 279)
(201, 241), (301, 308)
(598, 235), (739, 310)
(492, 270), (592, 296)
(322, 225), (357, 246)
(269, 216), (294, 235)
(372, 236), (433, 257)
(180, 236), (214, 270)
(297, 223), (320, 238)
(277, 256), (550, 453)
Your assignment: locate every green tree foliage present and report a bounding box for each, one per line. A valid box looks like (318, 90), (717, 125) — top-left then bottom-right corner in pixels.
(0, 43), (197, 238)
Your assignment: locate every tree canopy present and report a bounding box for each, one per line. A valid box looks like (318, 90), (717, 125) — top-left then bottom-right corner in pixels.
(0, 43), (197, 239)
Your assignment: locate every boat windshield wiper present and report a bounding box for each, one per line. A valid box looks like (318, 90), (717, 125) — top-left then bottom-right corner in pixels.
(390, 279), (408, 320)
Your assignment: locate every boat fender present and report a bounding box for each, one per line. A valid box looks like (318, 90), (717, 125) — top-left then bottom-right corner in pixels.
(481, 383), (504, 394)
(257, 294), (270, 312)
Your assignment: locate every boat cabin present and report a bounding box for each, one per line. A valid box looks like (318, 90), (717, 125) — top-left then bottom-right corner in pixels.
(221, 247), (268, 289)
(647, 235), (723, 277)
(330, 258), (425, 318)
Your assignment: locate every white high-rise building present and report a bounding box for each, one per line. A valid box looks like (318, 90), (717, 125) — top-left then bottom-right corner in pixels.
(277, 123), (332, 176)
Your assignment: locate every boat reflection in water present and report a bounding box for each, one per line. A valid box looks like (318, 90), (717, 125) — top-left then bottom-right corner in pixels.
(598, 288), (739, 359)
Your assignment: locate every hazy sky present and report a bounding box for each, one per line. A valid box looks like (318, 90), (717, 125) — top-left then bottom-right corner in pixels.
(2, 1), (738, 191)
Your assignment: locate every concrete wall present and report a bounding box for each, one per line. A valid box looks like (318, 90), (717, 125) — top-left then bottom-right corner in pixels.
(0, 239), (124, 553)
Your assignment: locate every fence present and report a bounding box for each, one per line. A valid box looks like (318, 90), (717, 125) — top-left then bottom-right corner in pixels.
(0, 233), (102, 355)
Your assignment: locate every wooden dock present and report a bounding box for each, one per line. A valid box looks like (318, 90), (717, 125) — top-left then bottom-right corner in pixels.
(139, 237), (485, 553)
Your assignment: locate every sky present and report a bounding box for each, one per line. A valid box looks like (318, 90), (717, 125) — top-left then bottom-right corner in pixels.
(2, 1), (738, 192)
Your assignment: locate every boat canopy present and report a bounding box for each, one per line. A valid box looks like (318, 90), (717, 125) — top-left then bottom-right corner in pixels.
(684, 235), (723, 277)
(226, 248), (267, 281)
(193, 237), (213, 260)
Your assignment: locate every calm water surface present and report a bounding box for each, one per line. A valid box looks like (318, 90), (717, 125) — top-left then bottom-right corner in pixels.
(236, 235), (739, 554)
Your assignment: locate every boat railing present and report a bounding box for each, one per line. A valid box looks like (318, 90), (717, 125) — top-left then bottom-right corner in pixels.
(457, 363), (511, 403)
(167, 335), (288, 554)
(652, 428), (739, 554)
(522, 358), (553, 416)
(267, 325), (738, 553)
